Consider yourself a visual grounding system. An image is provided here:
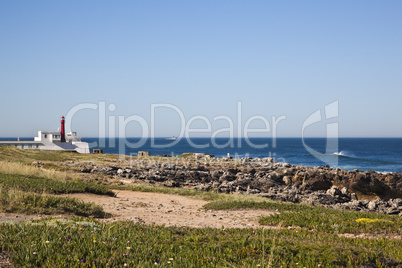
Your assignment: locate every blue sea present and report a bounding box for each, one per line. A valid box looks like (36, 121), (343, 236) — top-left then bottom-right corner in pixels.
(79, 137), (402, 173)
(2, 137), (402, 173)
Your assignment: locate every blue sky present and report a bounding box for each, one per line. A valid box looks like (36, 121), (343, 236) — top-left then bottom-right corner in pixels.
(0, 1), (401, 137)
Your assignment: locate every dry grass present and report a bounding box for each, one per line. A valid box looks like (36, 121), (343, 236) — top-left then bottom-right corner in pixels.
(0, 160), (69, 181)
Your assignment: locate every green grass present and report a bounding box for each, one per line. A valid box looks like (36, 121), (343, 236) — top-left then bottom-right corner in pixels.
(0, 145), (121, 165)
(0, 187), (106, 217)
(0, 146), (77, 163)
(0, 219), (401, 267)
(178, 153), (194, 158)
(0, 159), (114, 196)
(0, 173), (115, 196)
(204, 199), (402, 234)
(259, 206), (402, 234)
(42, 163), (72, 172)
(0, 146), (401, 266)
(0, 149), (113, 218)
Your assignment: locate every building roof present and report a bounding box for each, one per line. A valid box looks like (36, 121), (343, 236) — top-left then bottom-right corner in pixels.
(0, 141), (42, 144)
(39, 131), (61, 134)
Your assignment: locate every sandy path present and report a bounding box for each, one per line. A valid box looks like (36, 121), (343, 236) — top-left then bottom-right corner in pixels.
(0, 213), (42, 223)
(62, 190), (276, 229)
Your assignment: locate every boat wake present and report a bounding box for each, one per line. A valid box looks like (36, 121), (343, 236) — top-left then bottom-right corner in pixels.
(333, 150), (357, 158)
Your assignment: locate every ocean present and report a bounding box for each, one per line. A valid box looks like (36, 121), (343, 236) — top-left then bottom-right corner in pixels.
(2, 137), (401, 173)
(80, 137), (402, 173)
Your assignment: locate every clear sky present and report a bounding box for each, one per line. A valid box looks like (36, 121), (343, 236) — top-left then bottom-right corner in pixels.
(0, 1), (401, 138)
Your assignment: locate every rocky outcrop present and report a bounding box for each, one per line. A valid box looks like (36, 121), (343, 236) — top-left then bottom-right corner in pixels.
(68, 155), (402, 215)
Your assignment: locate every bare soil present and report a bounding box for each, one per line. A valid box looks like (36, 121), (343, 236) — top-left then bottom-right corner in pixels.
(0, 191), (274, 267)
(62, 190), (276, 229)
(0, 213), (42, 224)
(0, 251), (12, 268)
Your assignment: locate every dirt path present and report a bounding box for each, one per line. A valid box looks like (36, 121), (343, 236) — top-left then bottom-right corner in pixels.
(62, 190), (276, 229)
(0, 213), (42, 223)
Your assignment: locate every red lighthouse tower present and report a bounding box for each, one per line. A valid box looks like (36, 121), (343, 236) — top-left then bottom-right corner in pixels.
(60, 116), (66, 142)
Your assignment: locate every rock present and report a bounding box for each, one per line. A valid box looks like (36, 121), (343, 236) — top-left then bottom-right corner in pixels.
(212, 181), (220, 188)
(247, 188), (260, 195)
(32, 161), (44, 167)
(308, 176), (332, 190)
(282, 176), (292, 186)
(219, 173), (236, 182)
(327, 186), (342, 196)
(67, 155), (402, 215)
(299, 182), (313, 192)
(227, 168), (239, 174)
(163, 180), (179, 188)
(343, 200), (366, 211)
(281, 163), (292, 168)
(387, 207), (401, 215)
(367, 200), (379, 211)
(193, 184), (211, 191)
(211, 170), (223, 179)
(341, 187), (350, 196)
(262, 157), (274, 163)
(388, 198), (402, 208)
(349, 173), (390, 197)
(350, 193), (358, 201)
(80, 167), (92, 173)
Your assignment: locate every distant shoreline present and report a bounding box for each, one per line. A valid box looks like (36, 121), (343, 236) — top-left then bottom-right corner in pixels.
(1, 137), (402, 139)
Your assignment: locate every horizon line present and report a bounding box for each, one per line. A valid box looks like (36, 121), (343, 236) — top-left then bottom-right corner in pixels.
(1, 136), (401, 139)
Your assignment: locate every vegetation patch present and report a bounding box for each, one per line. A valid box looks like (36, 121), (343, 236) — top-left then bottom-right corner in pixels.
(259, 206), (402, 234)
(0, 155), (113, 217)
(355, 218), (394, 224)
(204, 199), (402, 234)
(0, 173), (115, 196)
(0, 146), (401, 266)
(0, 220), (401, 267)
(42, 163), (72, 172)
(178, 153), (194, 158)
(0, 146), (77, 164)
(0, 187), (106, 217)
(0, 146), (121, 165)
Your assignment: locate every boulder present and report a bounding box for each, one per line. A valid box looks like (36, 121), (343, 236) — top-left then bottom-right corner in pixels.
(367, 200), (379, 211)
(282, 176), (292, 186)
(327, 186), (342, 196)
(308, 176), (332, 190)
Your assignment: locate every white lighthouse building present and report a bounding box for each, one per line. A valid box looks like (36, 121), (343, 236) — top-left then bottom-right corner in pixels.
(0, 116), (90, 154)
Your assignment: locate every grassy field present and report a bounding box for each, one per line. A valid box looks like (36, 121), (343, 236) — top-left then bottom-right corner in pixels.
(0, 172), (115, 196)
(0, 146), (401, 267)
(0, 148), (113, 217)
(1, 218), (401, 267)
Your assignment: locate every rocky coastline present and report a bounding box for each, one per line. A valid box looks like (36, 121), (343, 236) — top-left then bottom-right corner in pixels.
(59, 153), (402, 216)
